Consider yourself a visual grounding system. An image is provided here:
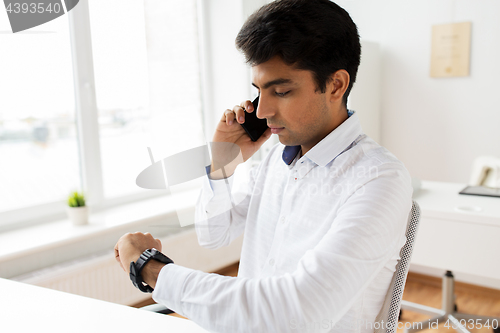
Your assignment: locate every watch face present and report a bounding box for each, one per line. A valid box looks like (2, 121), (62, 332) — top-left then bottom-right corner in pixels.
(155, 251), (173, 264)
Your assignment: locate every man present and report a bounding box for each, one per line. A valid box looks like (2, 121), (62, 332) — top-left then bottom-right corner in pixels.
(114, 0), (413, 332)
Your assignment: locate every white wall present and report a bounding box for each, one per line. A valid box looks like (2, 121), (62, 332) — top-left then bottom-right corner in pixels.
(335, 0), (500, 183)
(200, 0), (268, 141)
(348, 41), (381, 144)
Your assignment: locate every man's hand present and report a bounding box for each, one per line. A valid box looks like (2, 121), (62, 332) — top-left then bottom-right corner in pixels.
(114, 232), (162, 275)
(210, 100), (272, 179)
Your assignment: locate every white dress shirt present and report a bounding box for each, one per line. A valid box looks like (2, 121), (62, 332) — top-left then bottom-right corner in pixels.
(153, 110), (413, 333)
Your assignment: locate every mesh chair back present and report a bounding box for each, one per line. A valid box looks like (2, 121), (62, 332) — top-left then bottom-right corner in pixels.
(374, 200), (421, 333)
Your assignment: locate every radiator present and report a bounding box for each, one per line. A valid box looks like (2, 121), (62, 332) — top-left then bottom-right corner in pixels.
(13, 229), (243, 306)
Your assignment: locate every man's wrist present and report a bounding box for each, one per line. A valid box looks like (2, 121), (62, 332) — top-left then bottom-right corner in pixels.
(129, 248), (173, 293)
(208, 162), (236, 180)
(141, 260), (167, 290)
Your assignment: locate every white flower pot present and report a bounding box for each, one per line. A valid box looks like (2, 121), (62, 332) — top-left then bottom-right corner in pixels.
(66, 206), (89, 226)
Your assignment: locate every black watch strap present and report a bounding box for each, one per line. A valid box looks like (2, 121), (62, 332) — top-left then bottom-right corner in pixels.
(129, 248), (174, 293)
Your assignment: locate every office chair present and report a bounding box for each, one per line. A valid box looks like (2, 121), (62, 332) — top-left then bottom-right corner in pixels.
(373, 200), (421, 333)
(400, 274), (500, 333)
(141, 200), (422, 332)
(400, 193), (500, 333)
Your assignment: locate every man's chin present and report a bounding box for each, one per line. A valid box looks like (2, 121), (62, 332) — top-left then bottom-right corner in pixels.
(276, 134), (299, 147)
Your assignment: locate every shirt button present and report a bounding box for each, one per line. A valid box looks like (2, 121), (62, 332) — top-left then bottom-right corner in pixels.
(280, 216), (286, 224)
(269, 259), (275, 266)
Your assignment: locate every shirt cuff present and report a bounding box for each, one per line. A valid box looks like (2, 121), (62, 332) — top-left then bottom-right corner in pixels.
(210, 173), (235, 191)
(152, 263), (195, 316)
(202, 173), (236, 216)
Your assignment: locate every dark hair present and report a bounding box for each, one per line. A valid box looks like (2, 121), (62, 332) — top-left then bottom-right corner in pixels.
(235, 0), (361, 105)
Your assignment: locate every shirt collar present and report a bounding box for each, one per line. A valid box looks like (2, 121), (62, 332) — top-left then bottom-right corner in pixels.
(282, 145), (301, 165)
(281, 110), (363, 167)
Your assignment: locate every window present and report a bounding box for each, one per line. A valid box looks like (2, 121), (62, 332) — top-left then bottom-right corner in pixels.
(0, 9), (80, 213)
(88, 0), (205, 199)
(0, 0), (205, 229)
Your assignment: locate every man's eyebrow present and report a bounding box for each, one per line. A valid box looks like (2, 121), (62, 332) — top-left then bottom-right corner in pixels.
(252, 78), (293, 90)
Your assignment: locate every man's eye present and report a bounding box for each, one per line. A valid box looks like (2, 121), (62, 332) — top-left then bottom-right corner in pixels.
(275, 91), (290, 97)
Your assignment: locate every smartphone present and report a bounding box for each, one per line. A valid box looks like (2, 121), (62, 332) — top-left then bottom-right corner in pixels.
(240, 96), (269, 141)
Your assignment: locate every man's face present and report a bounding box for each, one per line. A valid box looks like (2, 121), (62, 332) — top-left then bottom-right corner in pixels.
(251, 56), (340, 154)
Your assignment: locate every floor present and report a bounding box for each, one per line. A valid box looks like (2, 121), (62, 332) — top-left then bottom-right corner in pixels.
(398, 273), (500, 333)
(134, 263), (500, 332)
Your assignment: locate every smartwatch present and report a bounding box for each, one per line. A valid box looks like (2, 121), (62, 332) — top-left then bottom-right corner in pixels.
(129, 248), (174, 293)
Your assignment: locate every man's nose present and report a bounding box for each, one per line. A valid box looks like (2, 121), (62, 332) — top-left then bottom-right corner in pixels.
(256, 96), (274, 120)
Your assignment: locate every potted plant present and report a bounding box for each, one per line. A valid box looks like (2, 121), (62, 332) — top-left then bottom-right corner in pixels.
(66, 191), (88, 226)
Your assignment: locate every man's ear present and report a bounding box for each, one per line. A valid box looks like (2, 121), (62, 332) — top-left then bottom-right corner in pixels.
(327, 69), (350, 103)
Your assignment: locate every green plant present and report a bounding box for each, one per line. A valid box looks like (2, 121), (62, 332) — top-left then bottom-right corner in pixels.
(68, 191), (86, 207)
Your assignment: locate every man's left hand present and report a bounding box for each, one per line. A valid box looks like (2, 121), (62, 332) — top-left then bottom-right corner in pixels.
(114, 232), (162, 274)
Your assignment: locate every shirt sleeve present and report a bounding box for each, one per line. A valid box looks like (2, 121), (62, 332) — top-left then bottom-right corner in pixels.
(153, 168), (413, 333)
(194, 163), (258, 249)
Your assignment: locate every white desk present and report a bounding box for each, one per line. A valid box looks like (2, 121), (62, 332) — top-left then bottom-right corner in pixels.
(411, 181), (500, 289)
(1, 277), (209, 332)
